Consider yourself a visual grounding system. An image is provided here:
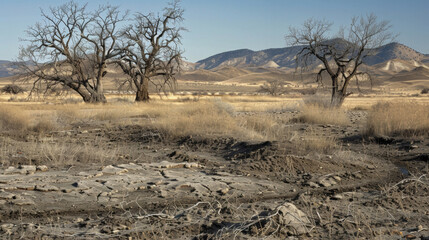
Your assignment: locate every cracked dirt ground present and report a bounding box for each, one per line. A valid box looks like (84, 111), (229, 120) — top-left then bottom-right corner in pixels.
(0, 103), (428, 239)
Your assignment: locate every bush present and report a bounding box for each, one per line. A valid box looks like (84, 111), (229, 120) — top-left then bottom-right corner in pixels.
(421, 88), (429, 94)
(0, 105), (31, 131)
(297, 104), (349, 126)
(366, 102), (429, 137)
(1, 84), (25, 94)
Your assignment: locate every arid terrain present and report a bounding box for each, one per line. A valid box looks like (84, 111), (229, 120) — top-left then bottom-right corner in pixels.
(1, 0), (429, 238)
(1, 40), (429, 240)
(0, 89), (428, 239)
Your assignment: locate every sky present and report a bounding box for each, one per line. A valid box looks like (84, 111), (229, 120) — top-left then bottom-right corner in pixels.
(0, 0), (428, 62)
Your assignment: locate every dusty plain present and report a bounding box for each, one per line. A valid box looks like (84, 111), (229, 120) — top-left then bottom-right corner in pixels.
(0, 74), (428, 239)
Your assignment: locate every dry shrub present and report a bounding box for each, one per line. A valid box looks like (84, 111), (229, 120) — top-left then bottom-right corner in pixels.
(154, 100), (242, 139)
(32, 116), (58, 133)
(366, 102), (429, 137)
(39, 142), (118, 166)
(297, 104), (349, 126)
(240, 115), (281, 140)
(1, 84), (25, 94)
(93, 109), (123, 121)
(295, 135), (338, 154)
(0, 105), (31, 131)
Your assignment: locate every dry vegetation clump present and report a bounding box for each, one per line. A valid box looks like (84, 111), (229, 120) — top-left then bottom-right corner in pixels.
(153, 100), (243, 139)
(297, 104), (349, 126)
(366, 102), (429, 137)
(0, 105), (31, 131)
(38, 141), (118, 166)
(240, 115), (283, 140)
(292, 134), (338, 154)
(1, 84), (25, 94)
(31, 116), (58, 133)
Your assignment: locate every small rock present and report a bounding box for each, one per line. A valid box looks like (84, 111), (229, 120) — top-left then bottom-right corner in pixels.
(11, 199), (35, 206)
(4, 167), (25, 175)
(0, 191), (15, 200)
(331, 194), (343, 200)
(102, 165), (128, 175)
(0, 200), (6, 205)
(218, 188), (229, 195)
(418, 225), (424, 231)
(274, 202), (311, 235)
(318, 178), (332, 187)
(333, 176), (342, 182)
(353, 172), (362, 179)
(19, 165), (37, 174)
(366, 164), (376, 170)
(35, 185), (59, 192)
(184, 162), (201, 168)
(1, 224), (14, 234)
(404, 234), (417, 239)
(16, 184), (35, 190)
(160, 190), (168, 198)
(36, 165), (48, 172)
(308, 182), (319, 188)
(62, 188), (73, 193)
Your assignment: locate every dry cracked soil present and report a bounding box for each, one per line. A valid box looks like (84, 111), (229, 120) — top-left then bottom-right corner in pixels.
(0, 110), (428, 239)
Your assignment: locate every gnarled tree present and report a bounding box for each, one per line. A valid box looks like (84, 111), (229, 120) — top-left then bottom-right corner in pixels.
(116, 1), (184, 102)
(286, 14), (394, 107)
(18, 1), (126, 103)
(258, 79), (287, 96)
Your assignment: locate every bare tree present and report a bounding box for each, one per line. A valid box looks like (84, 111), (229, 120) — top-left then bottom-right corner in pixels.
(18, 1), (126, 103)
(286, 14), (394, 107)
(116, 0), (184, 102)
(258, 79), (287, 96)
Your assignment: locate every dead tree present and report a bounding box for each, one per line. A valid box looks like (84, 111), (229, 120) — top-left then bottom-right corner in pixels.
(286, 14), (394, 107)
(258, 79), (286, 96)
(116, 0), (184, 102)
(18, 1), (126, 103)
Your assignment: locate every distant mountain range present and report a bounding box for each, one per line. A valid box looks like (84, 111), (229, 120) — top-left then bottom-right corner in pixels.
(195, 42), (429, 70)
(0, 60), (19, 77)
(1, 41), (428, 79)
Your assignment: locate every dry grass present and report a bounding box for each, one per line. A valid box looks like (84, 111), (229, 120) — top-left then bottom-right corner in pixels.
(0, 105), (32, 131)
(296, 135), (338, 154)
(153, 100), (244, 139)
(239, 115), (283, 140)
(38, 141), (119, 166)
(366, 101), (429, 137)
(297, 104), (349, 126)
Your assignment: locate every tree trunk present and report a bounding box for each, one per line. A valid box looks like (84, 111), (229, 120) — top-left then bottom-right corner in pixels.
(86, 92), (107, 103)
(135, 77), (150, 102)
(75, 87), (107, 103)
(330, 90), (345, 108)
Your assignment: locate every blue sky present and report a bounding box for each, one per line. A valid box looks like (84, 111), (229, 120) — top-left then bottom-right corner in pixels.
(0, 0), (428, 62)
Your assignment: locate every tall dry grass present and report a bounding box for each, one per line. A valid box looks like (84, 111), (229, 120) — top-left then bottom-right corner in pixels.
(297, 104), (349, 126)
(366, 102), (429, 137)
(0, 105), (31, 131)
(0, 99), (288, 141)
(153, 100), (243, 139)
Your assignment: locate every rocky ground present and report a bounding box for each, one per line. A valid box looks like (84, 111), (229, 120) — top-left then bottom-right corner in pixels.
(0, 109), (428, 239)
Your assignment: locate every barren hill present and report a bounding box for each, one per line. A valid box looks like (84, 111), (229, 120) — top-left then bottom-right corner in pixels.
(196, 41), (429, 70)
(0, 60), (19, 77)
